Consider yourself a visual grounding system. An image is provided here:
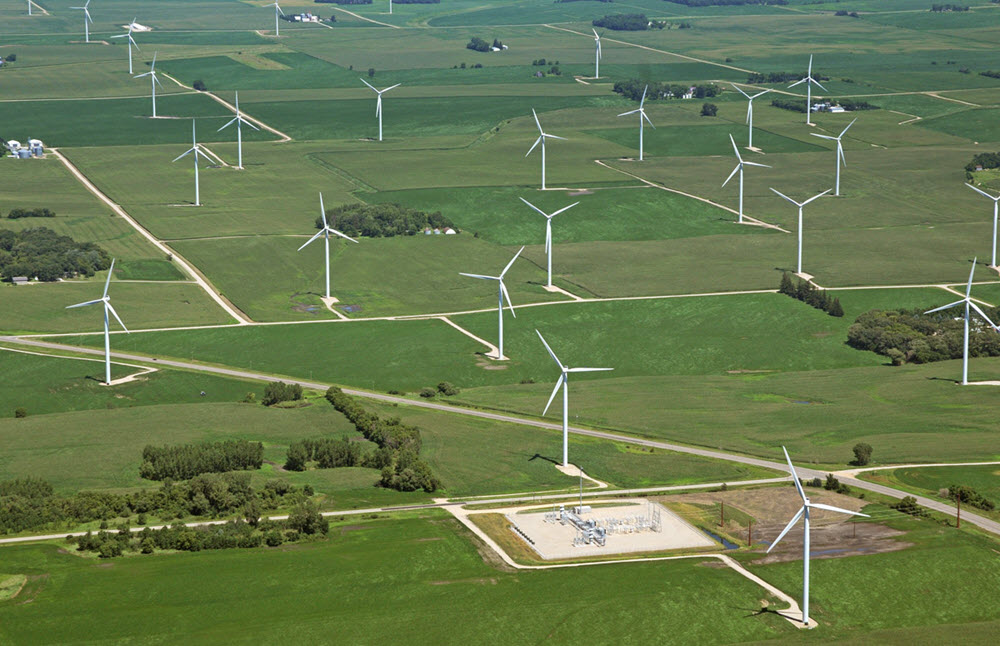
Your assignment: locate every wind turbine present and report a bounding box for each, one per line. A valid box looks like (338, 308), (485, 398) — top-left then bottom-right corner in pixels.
(172, 120), (213, 206)
(731, 84), (771, 150)
(519, 197), (578, 288)
(770, 188), (831, 276)
(268, 1), (284, 36)
(768, 447), (869, 627)
(360, 78), (401, 142)
(592, 29), (602, 78)
(65, 259), (129, 386)
(389, 0), (393, 14)
(111, 18), (140, 75)
(70, 0), (94, 43)
(925, 259), (1000, 385)
(789, 55), (827, 126)
(134, 51), (162, 118)
(298, 192), (359, 301)
(537, 330), (613, 467)
(27, 0), (32, 16)
(965, 184), (1000, 267)
(526, 109), (565, 190)
(617, 85), (655, 161)
(460, 247), (524, 360)
(217, 92), (259, 169)
(810, 118), (856, 196)
(723, 134), (770, 224)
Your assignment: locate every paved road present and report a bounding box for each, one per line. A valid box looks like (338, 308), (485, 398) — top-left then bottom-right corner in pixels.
(3, 336), (999, 537)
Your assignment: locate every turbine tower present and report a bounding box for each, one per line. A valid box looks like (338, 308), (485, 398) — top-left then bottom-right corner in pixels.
(965, 184), (1000, 267)
(65, 259), (130, 386)
(134, 51), (162, 118)
(731, 84), (771, 150)
(592, 29), (602, 79)
(217, 92), (259, 169)
(768, 447), (869, 627)
(789, 55), (827, 126)
(526, 108), (565, 190)
(537, 330), (613, 467)
(770, 187), (831, 276)
(360, 78), (401, 142)
(28, 0), (32, 16)
(70, 0), (94, 43)
(111, 18), (141, 74)
(460, 247), (524, 360)
(925, 259), (1000, 385)
(810, 118), (857, 196)
(268, 2), (284, 36)
(723, 134), (770, 224)
(298, 192), (359, 301)
(519, 197), (578, 288)
(172, 120), (213, 206)
(617, 85), (655, 161)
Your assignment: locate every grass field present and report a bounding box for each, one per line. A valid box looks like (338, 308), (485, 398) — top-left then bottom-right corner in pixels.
(859, 465), (1000, 520)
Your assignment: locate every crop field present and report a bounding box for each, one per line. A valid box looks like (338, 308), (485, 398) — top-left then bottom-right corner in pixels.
(5, 0), (1000, 641)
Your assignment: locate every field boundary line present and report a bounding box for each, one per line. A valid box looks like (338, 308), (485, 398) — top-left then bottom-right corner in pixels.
(2, 335), (999, 537)
(544, 24), (755, 74)
(925, 91), (979, 107)
(836, 461), (1000, 478)
(594, 159), (791, 233)
(435, 316), (499, 356)
(48, 148), (251, 325)
(330, 7), (401, 28)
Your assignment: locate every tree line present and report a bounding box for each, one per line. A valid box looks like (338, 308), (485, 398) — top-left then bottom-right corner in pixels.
(325, 387), (440, 492)
(779, 273), (844, 317)
(747, 71), (828, 84)
(262, 381), (303, 406)
(7, 207), (55, 219)
(847, 306), (1000, 365)
(593, 14), (664, 31)
(314, 0), (371, 4)
(318, 202), (454, 238)
(966, 151), (1000, 172)
(285, 436), (370, 471)
(140, 440), (263, 481)
(613, 78), (720, 102)
(467, 37), (503, 52)
(0, 227), (110, 282)
(0, 473), (309, 535)
(666, 0), (786, 5)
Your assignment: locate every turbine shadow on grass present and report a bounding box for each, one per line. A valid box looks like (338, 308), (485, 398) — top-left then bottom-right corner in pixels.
(528, 453), (559, 465)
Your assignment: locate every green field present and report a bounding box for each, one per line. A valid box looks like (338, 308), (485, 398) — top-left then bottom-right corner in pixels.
(859, 465), (1000, 520)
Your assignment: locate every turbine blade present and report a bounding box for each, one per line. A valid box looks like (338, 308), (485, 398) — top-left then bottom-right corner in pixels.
(812, 79), (828, 92)
(743, 161), (771, 168)
(545, 223), (551, 255)
(240, 117), (260, 131)
(750, 88), (772, 100)
(965, 183), (1000, 201)
(731, 83), (751, 99)
(924, 300), (965, 315)
(566, 367), (613, 373)
(808, 502), (869, 518)
(217, 117), (238, 131)
(297, 229), (324, 251)
(729, 133), (742, 161)
(532, 108), (543, 134)
(966, 258), (977, 298)
(766, 506), (805, 553)
(617, 109), (641, 117)
(722, 164), (740, 188)
(640, 85), (648, 108)
(783, 446), (807, 502)
(769, 187), (799, 206)
(549, 202), (579, 218)
(526, 136), (542, 157)
(66, 299), (103, 309)
(328, 227), (360, 244)
(500, 246), (525, 278)
(500, 280), (516, 318)
(542, 373), (565, 416)
(840, 117), (858, 137)
(459, 272), (497, 281)
(788, 78), (807, 88)
(359, 78), (378, 92)
(106, 303), (129, 334)
(839, 143), (847, 168)
(545, 134), (567, 141)
(103, 258), (116, 297)
(642, 111), (655, 129)
(519, 196), (547, 217)
(172, 147), (196, 163)
(536, 329), (564, 369)
(802, 189), (832, 205)
(382, 83), (401, 93)
(811, 134), (837, 140)
(319, 193), (328, 229)
(969, 301), (1000, 330)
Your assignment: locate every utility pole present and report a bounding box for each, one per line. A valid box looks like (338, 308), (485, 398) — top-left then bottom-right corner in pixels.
(748, 519), (753, 547)
(720, 502), (725, 528)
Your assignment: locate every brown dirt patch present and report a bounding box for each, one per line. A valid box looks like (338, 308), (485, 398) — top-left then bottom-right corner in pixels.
(15, 574), (49, 605)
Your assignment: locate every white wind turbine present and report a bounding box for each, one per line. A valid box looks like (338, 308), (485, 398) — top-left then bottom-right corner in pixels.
(965, 184), (1000, 267)
(268, 1), (284, 36)
(460, 247), (524, 360)
(134, 51), (163, 118)
(172, 120), (213, 206)
(592, 29), (602, 78)
(298, 192), (359, 301)
(217, 91), (259, 169)
(111, 18), (140, 75)
(810, 118), (856, 196)
(519, 197), (578, 288)
(789, 55), (827, 126)
(70, 0), (94, 43)
(389, 0), (393, 14)
(65, 259), (130, 386)
(537, 330), (613, 467)
(360, 78), (401, 142)
(723, 134), (770, 224)
(768, 447), (869, 627)
(526, 108), (565, 190)
(770, 187), (830, 276)
(617, 85), (655, 161)
(925, 259), (999, 385)
(731, 84), (771, 150)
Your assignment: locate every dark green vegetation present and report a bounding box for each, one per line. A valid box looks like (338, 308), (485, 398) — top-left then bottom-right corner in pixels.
(0, 227), (109, 282)
(847, 306), (1000, 365)
(779, 272), (844, 317)
(319, 202), (454, 238)
(139, 440), (264, 481)
(593, 14), (663, 31)
(5, 208), (54, 220)
(861, 464), (1000, 518)
(613, 78), (720, 101)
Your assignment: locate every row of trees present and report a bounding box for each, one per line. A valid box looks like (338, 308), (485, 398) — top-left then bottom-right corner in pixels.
(966, 151), (1000, 172)
(592, 14), (664, 31)
(7, 207), (55, 219)
(315, 0), (371, 4)
(613, 78), (720, 102)
(0, 227), (111, 282)
(778, 273), (845, 317)
(980, 71), (1000, 79)
(71, 502), (328, 558)
(262, 381), (303, 406)
(140, 440), (263, 481)
(930, 4), (969, 11)
(0, 474), (308, 535)
(847, 306), (1000, 365)
(771, 98), (807, 113)
(746, 71), (828, 84)
(948, 485), (995, 511)
(667, 0), (785, 5)
(325, 387), (440, 492)
(284, 437), (365, 471)
(318, 202), (454, 238)
(467, 37), (502, 52)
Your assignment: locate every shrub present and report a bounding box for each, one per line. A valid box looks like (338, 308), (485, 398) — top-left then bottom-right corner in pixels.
(419, 387), (437, 398)
(700, 103), (717, 117)
(192, 80), (207, 91)
(287, 501), (329, 535)
(262, 381), (303, 406)
(437, 381), (459, 396)
(852, 443), (873, 466)
(467, 37), (490, 52)
(891, 496), (929, 517)
(14, 407), (27, 419)
(948, 485), (995, 511)
(7, 208), (55, 219)
(316, 202), (453, 238)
